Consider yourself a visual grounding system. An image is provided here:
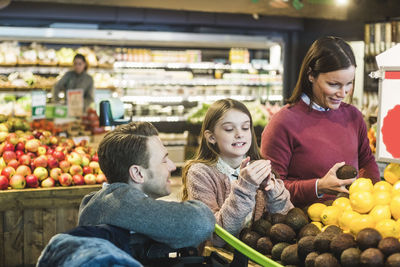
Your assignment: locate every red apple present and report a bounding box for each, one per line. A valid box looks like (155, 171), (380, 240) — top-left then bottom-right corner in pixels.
(15, 165), (32, 176)
(69, 164), (83, 175)
(47, 155), (59, 169)
(25, 139), (41, 153)
(7, 133), (19, 145)
(3, 151), (17, 164)
(9, 174), (26, 189)
(41, 177), (55, 188)
(89, 161), (100, 174)
(46, 148), (54, 155)
(1, 166), (15, 179)
(84, 173), (96, 185)
(67, 152), (82, 166)
(82, 166), (93, 175)
(91, 154), (99, 162)
(7, 159), (19, 170)
(26, 174), (39, 188)
(33, 155), (48, 168)
(59, 173), (72, 186)
(19, 154), (31, 165)
(26, 152), (36, 159)
(33, 166), (48, 181)
(3, 142), (15, 152)
(49, 167), (62, 181)
(15, 150), (24, 158)
(0, 175), (8, 190)
(53, 150), (65, 161)
(59, 160), (71, 173)
(96, 173), (107, 184)
(72, 174), (85, 185)
(15, 142), (25, 151)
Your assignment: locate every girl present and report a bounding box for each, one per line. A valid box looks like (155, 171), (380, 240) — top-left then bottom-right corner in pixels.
(182, 99), (293, 246)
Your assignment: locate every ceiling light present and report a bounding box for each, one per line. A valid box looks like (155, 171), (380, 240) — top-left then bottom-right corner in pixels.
(336, 0), (348, 5)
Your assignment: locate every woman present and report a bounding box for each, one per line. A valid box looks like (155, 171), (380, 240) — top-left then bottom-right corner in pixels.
(53, 53), (94, 114)
(261, 36), (380, 208)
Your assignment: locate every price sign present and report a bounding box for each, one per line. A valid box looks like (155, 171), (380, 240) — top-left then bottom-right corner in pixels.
(31, 91), (46, 119)
(67, 89), (84, 117)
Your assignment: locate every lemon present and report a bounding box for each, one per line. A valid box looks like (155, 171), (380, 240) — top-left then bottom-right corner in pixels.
(332, 197), (351, 212)
(373, 191), (392, 206)
(307, 203), (327, 222)
(320, 206), (341, 226)
(350, 214), (375, 235)
(384, 163), (400, 185)
(390, 194), (400, 220)
(311, 221), (323, 231)
(375, 219), (400, 238)
(339, 210), (360, 231)
(373, 181), (392, 192)
(349, 178), (373, 194)
(392, 180), (400, 195)
(350, 191), (374, 214)
(369, 205), (391, 223)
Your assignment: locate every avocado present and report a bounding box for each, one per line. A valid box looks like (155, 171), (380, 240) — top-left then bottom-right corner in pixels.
(271, 242), (290, 260)
(341, 247), (361, 267)
(330, 233), (356, 258)
(239, 227), (252, 240)
(298, 236), (316, 260)
(305, 251), (319, 267)
(269, 223), (296, 244)
(299, 223), (321, 239)
(378, 237), (400, 256)
(386, 253), (400, 267)
(336, 165), (358, 179)
(313, 231), (336, 253)
(281, 244), (300, 266)
(360, 248), (384, 267)
(256, 236), (273, 255)
(241, 231), (261, 249)
(314, 253), (340, 267)
(356, 228), (382, 250)
(324, 225), (343, 235)
(271, 213), (287, 225)
(252, 219), (272, 236)
(285, 207), (309, 233)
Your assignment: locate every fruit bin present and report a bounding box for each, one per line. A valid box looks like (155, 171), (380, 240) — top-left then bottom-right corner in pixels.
(0, 184), (101, 267)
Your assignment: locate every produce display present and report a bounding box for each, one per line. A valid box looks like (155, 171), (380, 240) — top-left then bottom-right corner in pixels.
(367, 124), (377, 154)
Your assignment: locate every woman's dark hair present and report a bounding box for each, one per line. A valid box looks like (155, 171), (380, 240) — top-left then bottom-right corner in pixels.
(73, 53), (88, 71)
(287, 36), (356, 105)
(97, 122), (159, 184)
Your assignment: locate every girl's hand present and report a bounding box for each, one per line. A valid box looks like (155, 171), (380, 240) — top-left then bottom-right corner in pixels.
(317, 162), (356, 195)
(239, 157), (272, 187)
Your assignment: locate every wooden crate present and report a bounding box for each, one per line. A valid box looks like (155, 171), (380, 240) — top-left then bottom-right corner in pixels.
(0, 185), (101, 267)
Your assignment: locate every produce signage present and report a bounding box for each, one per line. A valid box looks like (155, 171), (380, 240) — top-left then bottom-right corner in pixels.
(67, 89), (84, 117)
(31, 91), (46, 119)
(376, 69), (400, 163)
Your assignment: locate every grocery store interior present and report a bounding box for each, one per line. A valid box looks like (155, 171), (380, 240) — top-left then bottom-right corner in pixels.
(1, 0), (400, 266)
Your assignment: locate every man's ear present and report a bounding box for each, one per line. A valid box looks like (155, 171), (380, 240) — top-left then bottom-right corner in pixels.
(129, 165), (144, 184)
(204, 130), (216, 144)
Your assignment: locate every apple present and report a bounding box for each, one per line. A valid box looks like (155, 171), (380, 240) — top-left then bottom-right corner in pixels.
(59, 173), (72, 186)
(41, 177), (55, 188)
(1, 166), (15, 179)
(49, 167), (62, 181)
(15, 142), (25, 151)
(72, 174), (85, 185)
(81, 156), (90, 167)
(37, 146), (47, 156)
(15, 165), (32, 176)
(69, 164), (83, 175)
(26, 174), (39, 188)
(7, 159), (19, 170)
(84, 173), (96, 185)
(3, 142), (15, 152)
(82, 166), (92, 175)
(0, 132), (8, 142)
(46, 148), (54, 156)
(7, 133), (19, 145)
(59, 160), (71, 173)
(0, 175), (8, 189)
(0, 157), (6, 170)
(2, 151), (17, 164)
(67, 152), (82, 166)
(47, 155), (59, 169)
(0, 123), (8, 132)
(33, 155), (48, 168)
(89, 161), (100, 174)
(53, 150), (65, 161)
(9, 174), (26, 189)
(26, 152), (36, 159)
(91, 154), (99, 162)
(15, 150), (24, 158)
(19, 154), (31, 165)
(96, 173), (107, 184)
(33, 166), (48, 181)
(25, 139), (41, 153)
(50, 136), (58, 145)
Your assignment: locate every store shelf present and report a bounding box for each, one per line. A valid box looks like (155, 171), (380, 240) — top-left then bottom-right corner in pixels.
(0, 66), (113, 74)
(128, 115), (187, 122)
(116, 79), (281, 87)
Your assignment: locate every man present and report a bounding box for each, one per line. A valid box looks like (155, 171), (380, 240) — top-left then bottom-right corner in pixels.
(78, 121), (215, 249)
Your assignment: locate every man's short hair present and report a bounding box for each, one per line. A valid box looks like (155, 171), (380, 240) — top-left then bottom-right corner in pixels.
(97, 122), (158, 184)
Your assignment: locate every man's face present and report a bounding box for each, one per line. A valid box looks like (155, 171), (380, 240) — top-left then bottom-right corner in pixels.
(141, 136), (176, 198)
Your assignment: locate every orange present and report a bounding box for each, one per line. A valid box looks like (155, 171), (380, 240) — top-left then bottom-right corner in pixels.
(350, 191), (374, 214)
(320, 206), (341, 226)
(384, 163), (400, 185)
(390, 194), (400, 220)
(375, 219), (400, 238)
(369, 205), (391, 223)
(373, 181), (392, 192)
(373, 191), (392, 206)
(349, 178), (373, 194)
(307, 203), (327, 222)
(332, 197), (351, 211)
(339, 210), (360, 231)
(350, 214), (375, 235)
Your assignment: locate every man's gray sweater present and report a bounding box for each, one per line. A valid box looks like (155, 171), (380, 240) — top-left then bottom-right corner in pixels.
(78, 183), (215, 249)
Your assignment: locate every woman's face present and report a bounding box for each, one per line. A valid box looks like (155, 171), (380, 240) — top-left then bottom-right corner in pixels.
(310, 65), (355, 110)
(73, 58), (86, 74)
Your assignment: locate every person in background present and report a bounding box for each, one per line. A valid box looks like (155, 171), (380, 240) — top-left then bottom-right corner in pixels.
(182, 99), (293, 247)
(53, 53), (94, 113)
(261, 36), (380, 208)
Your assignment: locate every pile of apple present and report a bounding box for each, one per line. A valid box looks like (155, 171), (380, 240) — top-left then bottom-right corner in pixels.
(0, 129), (107, 190)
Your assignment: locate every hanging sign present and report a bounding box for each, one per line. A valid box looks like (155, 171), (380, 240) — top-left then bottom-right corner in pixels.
(31, 91), (46, 119)
(67, 89), (84, 117)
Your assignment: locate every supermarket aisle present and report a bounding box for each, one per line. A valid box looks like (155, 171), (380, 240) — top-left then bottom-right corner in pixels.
(158, 176), (183, 202)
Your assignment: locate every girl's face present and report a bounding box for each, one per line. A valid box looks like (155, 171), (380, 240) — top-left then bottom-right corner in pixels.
(310, 65), (355, 110)
(206, 109), (252, 163)
(73, 58), (86, 74)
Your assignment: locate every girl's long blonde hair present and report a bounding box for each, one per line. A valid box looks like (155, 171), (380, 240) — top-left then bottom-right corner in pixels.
(181, 99), (261, 200)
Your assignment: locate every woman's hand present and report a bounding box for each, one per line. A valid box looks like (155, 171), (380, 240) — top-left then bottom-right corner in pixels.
(317, 162), (356, 195)
(239, 157), (272, 187)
